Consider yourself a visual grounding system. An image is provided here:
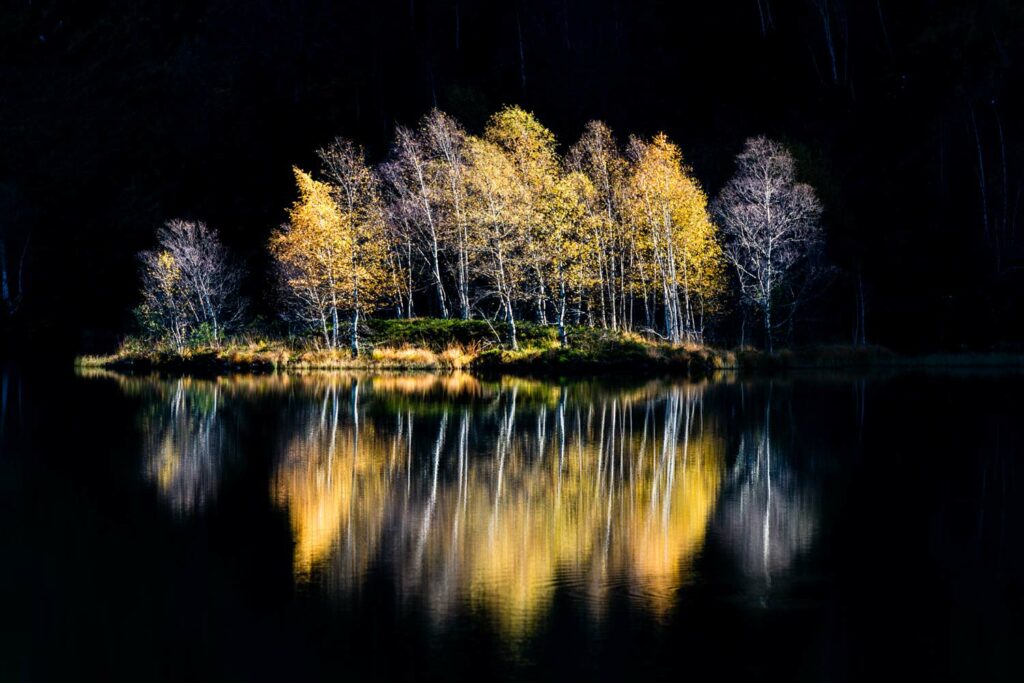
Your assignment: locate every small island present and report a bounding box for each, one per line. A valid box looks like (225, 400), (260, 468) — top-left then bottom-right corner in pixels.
(77, 106), (931, 376)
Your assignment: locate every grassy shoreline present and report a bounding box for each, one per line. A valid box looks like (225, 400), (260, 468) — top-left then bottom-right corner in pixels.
(74, 319), (1024, 376)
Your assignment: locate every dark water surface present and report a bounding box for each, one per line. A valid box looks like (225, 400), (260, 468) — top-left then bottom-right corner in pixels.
(1, 367), (1023, 681)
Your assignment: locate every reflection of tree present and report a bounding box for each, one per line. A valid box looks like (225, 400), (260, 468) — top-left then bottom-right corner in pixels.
(86, 369), (734, 637)
(271, 377), (726, 638)
(714, 395), (816, 589)
(140, 378), (226, 514)
(273, 377), (398, 581)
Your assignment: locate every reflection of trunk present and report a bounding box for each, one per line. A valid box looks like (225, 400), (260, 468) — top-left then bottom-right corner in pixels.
(414, 412), (448, 568)
(489, 386), (517, 536)
(715, 389), (816, 585)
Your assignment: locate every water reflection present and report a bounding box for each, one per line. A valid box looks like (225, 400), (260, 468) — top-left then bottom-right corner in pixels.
(91, 370), (822, 637)
(270, 374), (727, 636)
(713, 396), (817, 593)
(91, 371), (233, 514)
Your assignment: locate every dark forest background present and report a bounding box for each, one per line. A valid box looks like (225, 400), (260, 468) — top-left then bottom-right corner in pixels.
(2, 0), (1023, 354)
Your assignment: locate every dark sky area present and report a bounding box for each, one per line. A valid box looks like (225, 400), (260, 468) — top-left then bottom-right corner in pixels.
(2, 0), (1023, 353)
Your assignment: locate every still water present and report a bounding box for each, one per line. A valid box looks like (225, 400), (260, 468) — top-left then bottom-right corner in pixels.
(1, 367), (1022, 681)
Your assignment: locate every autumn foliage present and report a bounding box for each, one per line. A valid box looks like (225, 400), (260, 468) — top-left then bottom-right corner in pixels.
(137, 106), (822, 355)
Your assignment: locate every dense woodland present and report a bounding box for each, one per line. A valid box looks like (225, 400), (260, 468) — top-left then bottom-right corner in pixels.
(2, 0), (1024, 353)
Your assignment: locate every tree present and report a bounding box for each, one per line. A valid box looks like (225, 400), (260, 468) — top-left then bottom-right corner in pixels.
(483, 106), (561, 325)
(421, 110), (475, 319)
(273, 149), (392, 356)
(317, 140), (395, 356)
(153, 219), (242, 344)
(713, 137), (824, 351)
(381, 124), (451, 318)
(545, 171), (597, 345)
(624, 134), (724, 343)
(271, 169), (347, 348)
(566, 121), (630, 331)
(464, 135), (528, 349)
(138, 250), (190, 352)
(380, 109), (476, 320)
(138, 220), (241, 349)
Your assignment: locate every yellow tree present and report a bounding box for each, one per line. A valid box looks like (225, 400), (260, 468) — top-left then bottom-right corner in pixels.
(270, 168), (346, 349)
(464, 135), (529, 349)
(544, 171), (597, 345)
(483, 106), (561, 324)
(271, 159), (391, 356)
(624, 134), (724, 343)
(566, 120), (632, 330)
(138, 250), (190, 352)
(318, 139), (395, 356)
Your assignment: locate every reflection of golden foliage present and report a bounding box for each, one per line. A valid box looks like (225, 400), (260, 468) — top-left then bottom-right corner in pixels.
(90, 368), (727, 638)
(617, 435), (722, 616)
(368, 371), (484, 400)
(272, 385), (401, 578)
(270, 382), (724, 639)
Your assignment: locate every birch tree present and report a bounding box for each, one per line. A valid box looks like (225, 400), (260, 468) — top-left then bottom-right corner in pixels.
(271, 161), (392, 356)
(138, 219), (241, 348)
(271, 169), (348, 348)
(483, 106), (560, 325)
(464, 136), (528, 349)
(624, 134), (724, 343)
(713, 137), (823, 351)
(545, 171), (597, 345)
(381, 125), (451, 318)
(380, 110), (475, 319)
(318, 140), (395, 356)
(566, 121), (631, 330)
(421, 110), (475, 319)
(138, 250), (191, 352)
(152, 219), (242, 344)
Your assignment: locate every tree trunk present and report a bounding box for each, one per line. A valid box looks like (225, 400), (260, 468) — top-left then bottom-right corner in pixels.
(350, 277), (360, 358)
(350, 307), (360, 358)
(458, 238), (471, 319)
(331, 304), (340, 350)
(558, 274), (568, 346)
(506, 298), (518, 350)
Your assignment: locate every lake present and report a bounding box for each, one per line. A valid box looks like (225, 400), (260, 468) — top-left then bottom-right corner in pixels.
(1, 367), (1022, 681)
